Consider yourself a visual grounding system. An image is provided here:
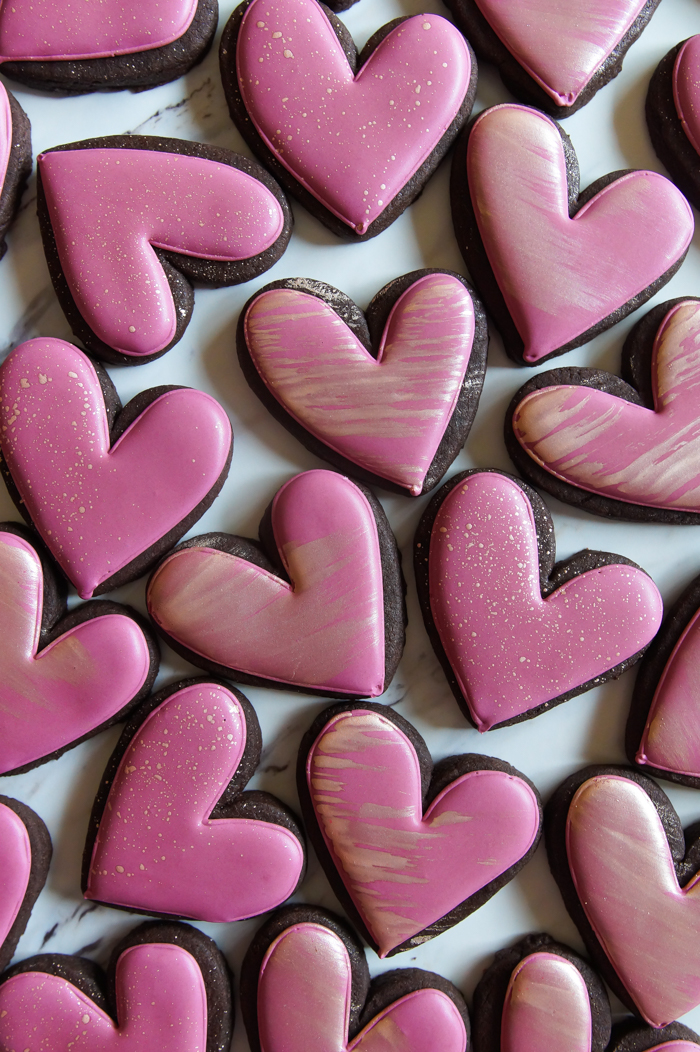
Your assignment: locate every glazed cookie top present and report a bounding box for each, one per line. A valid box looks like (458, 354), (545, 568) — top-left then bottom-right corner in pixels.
(0, 801), (31, 952)
(674, 35), (700, 156)
(501, 952), (592, 1052)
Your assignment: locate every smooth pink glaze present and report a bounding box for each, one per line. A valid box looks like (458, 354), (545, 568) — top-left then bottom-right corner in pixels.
(307, 708), (540, 956)
(501, 953), (592, 1052)
(39, 148), (285, 357)
(674, 36), (700, 156)
(0, 0), (197, 60)
(566, 774), (700, 1027)
(0, 531), (151, 774)
(513, 301), (700, 511)
(147, 470), (386, 696)
(0, 338), (232, 598)
(0, 81), (12, 195)
(466, 104), (693, 363)
(0, 943), (208, 1050)
(257, 922), (468, 1052)
(428, 473), (663, 730)
(244, 275), (475, 495)
(0, 802), (31, 951)
(85, 682), (304, 920)
(236, 0), (471, 233)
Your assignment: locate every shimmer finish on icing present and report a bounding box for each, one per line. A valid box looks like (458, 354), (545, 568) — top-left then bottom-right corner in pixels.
(428, 473), (663, 730)
(501, 953), (592, 1052)
(0, 531), (151, 774)
(236, 0), (471, 233)
(0, 943), (207, 1051)
(0, 803), (31, 950)
(39, 148), (285, 357)
(86, 683), (304, 920)
(674, 36), (700, 157)
(466, 105), (693, 363)
(0, 338), (232, 599)
(307, 709), (540, 956)
(148, 471), (386, 696)
(257, 923), (468, 1052)
(566, 774), (700, 1027)
(244, 275), (476, 494)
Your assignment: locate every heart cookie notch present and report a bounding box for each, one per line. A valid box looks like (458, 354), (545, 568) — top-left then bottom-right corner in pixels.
(0, 795), (51, 973)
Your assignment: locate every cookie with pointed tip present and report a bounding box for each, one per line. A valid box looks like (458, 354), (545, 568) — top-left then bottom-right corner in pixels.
(647, 36), (700, 213)
(609, 1021), (700, 1052)
(0, 796), (51, 974)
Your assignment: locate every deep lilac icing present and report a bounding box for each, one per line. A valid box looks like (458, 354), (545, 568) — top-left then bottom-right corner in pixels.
(673, 35), (700, 157)
(0, 802), (31, 952)
(501, 953), (592, 1052)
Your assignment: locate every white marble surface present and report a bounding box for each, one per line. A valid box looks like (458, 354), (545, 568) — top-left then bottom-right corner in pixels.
(2, 0), (700, 1042)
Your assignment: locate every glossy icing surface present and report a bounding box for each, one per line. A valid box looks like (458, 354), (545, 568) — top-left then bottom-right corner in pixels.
(236, 0), (471, 233)
(0, 338), (232, 598)
(147, 470), (387, 696)
(0, 80), (12, 195)
(674, 35), (700, 157)
(0, 802), (31, 950)
(306, 708), (540, 956)
(466, 104), (693, 363)
(0, 531), (151, 774)
(0, 942), (208, 1050)
(85, 682), (304, 920)
(513, 301), (700, 511)
(501, 952), (592, 1052)
(39, 148), (285, 357)
(257, 922), (468, 1052)
(566, 774), (700, 1027)
(428, 472), (663, 730)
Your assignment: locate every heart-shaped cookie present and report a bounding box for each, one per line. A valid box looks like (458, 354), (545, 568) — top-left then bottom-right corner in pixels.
(452, 104), (693, 364)
(239, 272), (487, 496)
(609, 1022), (700, 1052)
(647, 36), (700, 214)
(299, 704), (542, 957)
(147, 470), (405, 698)
(415, 470), (663, 730)
(0, 80), (30, 259)
(0, 338), (233, 598)
(222, 0), (476, 238)
(0, 796), (51, 972)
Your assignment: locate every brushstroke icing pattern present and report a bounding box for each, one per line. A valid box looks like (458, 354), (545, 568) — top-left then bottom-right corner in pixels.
(0, 530), (151, 774)
(0, 338), (232, 598)
(85, 682), (304, 920)
(257, 922), (468, 1052)
(39, 148), (285, 357)
(147, 471), (387, 696)
(466, 105), (693, 363)
(512, 301), (700, 511)
(0, 802), (31, 951)
(235, 0), (471, 233)
(674, 35), (700, 157)
(0, 943), (208, 1051)
(428, 473), (663, 730)
(244, 274), (476, 494)
(500, 953), (592, 1052)
(566, 774), (700, 1027)
(306, 708), (541, 956)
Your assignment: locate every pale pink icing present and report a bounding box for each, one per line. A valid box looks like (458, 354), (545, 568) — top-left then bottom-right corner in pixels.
(428, 472), (663, 730)
(0, 802), (31, 952)
(85, 682), (304, 920)
(644, 1046), (699, 1051)
(0, 338), (232, 599)
(147, 470), (386, 696)
(257, 922), (467, 1052)
(566, 774), (700, 1027)
(673, 36), (700, 157)
(39, 148), (285, 357)
(513, 301), (700, 511)
(466, 104), (693, 363)
(306, 708), (540, 956)
(0, 943), (208, 1050)
(236, 0), (471, 234)
(501, 953), (592, 1052)
(0, 531), (151, 774)
(244, 275), (476, 495)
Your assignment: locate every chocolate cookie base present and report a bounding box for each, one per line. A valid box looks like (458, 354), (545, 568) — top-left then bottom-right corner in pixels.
(610, 1019), (700, 1051)
(0, 795), (52, 972)
(646, 41), (700, 211)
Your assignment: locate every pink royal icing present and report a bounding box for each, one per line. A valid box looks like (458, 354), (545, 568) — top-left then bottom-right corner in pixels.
(0, 942), (208, 1050)
(0, 81), (12, 197)
(39, 148), (286, 358)
(428, 472), (663, 730)
(465, 104), (693, 363)
(236, 0), (472, 234)
(147, 470), (387, 696)
(0, 338), (232, 599)
(85, 682), (304, 921)
(674, 35), (700, 157)
(566, 774), (700, 1027)
(306, 709), (540, 957)
(257, 922), (468, 1052)
(0, 530), (151, 774)
(244, 275), (476, 495)
(501, 953), (592, 1052)
(0, 802), (31, 952)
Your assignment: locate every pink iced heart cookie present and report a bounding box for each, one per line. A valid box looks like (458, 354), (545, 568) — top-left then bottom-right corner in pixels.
(0, 796), (51, 972)
(147, 470), (405, 698)
(299, 704), (541, 957)
(453, 104), (693, 365)
(415, 470), (663, 730)
(647, 36), (700, 214)
(0, 338), (233, 598)
(84, 680), (305, 921)
(222, 0), (476, 238)
(0, 80), (30, 259)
